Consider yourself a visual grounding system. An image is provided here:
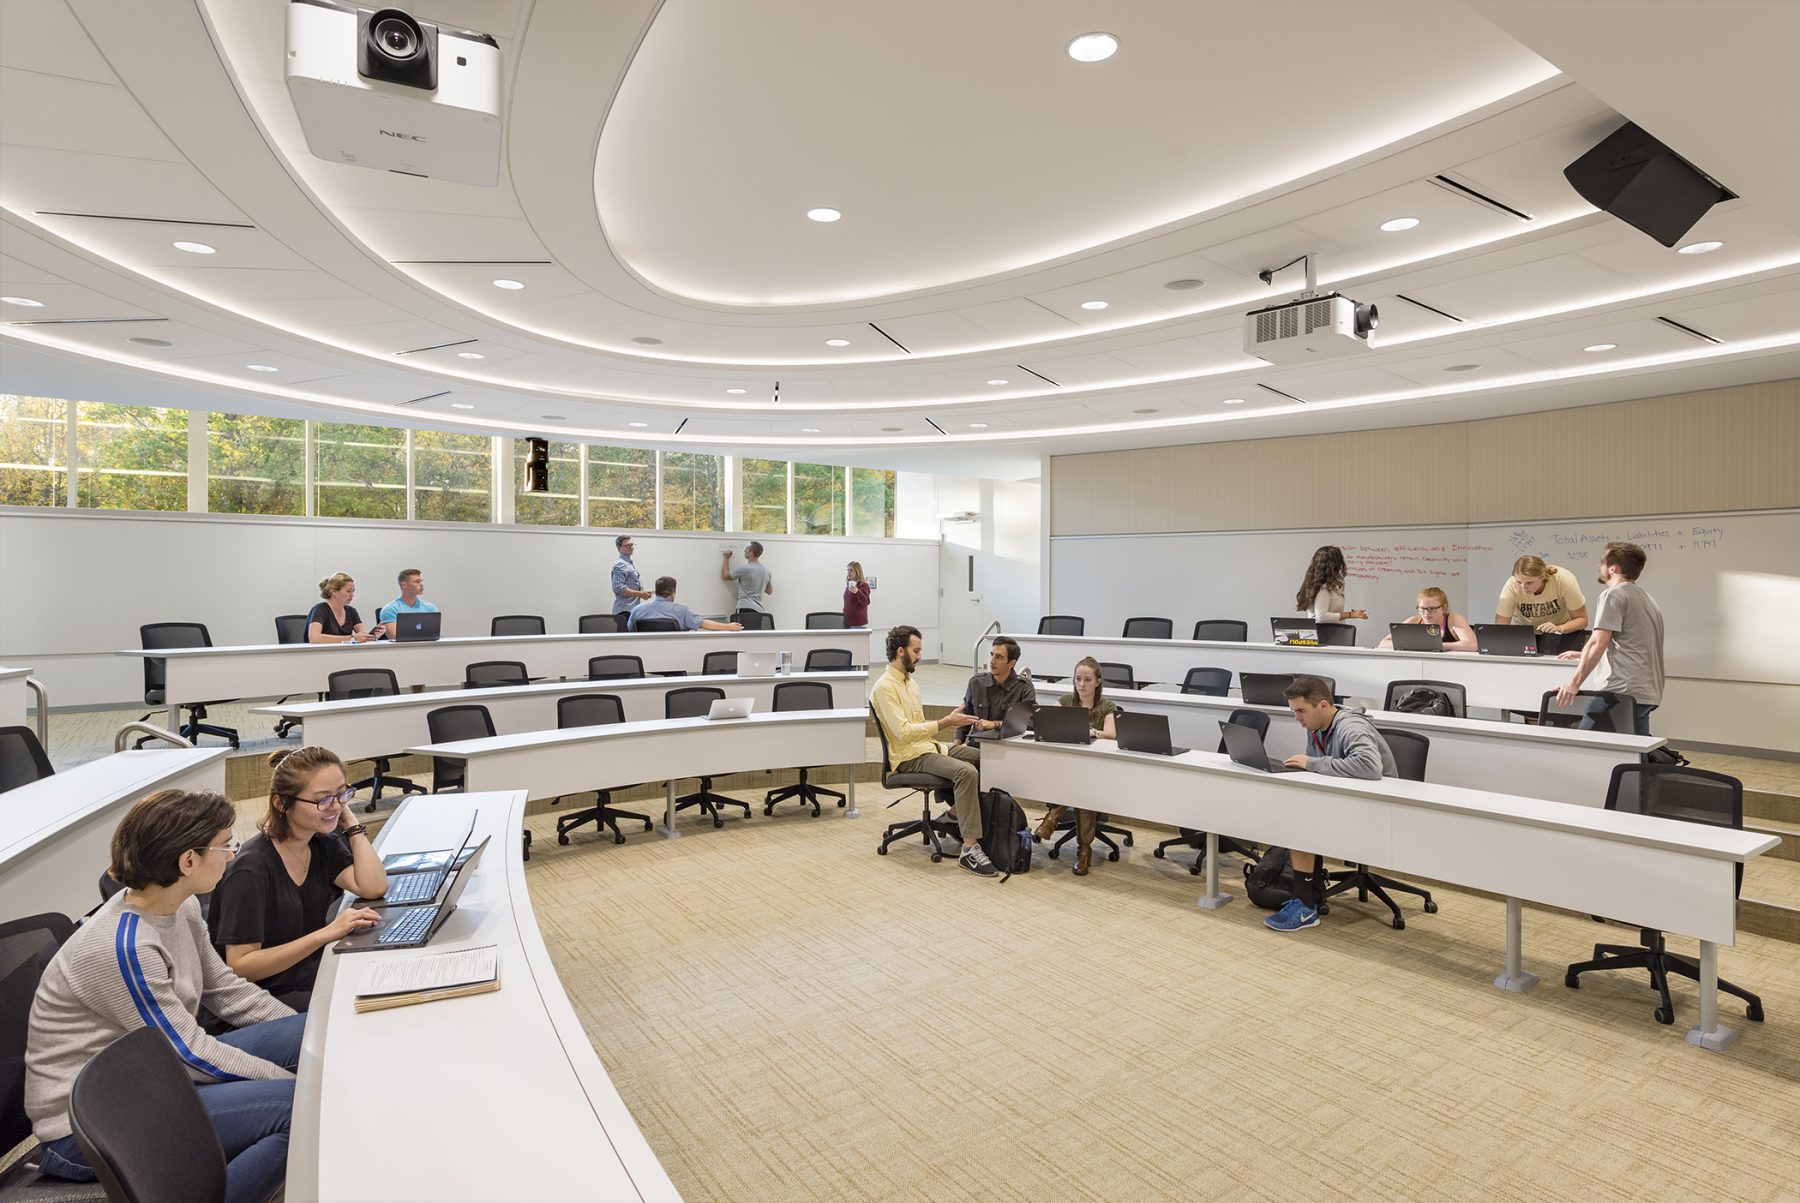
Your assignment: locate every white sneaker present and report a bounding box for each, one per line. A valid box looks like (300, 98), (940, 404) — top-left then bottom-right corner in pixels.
(958, 845), (998, 877)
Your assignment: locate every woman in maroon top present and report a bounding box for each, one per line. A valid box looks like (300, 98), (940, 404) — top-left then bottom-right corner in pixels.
(843, 561), (872, 628)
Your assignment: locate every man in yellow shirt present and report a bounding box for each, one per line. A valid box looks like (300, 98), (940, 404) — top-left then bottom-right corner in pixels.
(870, 625), (993, 876)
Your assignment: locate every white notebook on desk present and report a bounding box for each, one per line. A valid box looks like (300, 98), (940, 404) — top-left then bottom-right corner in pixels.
(353, 944), (500, 1012)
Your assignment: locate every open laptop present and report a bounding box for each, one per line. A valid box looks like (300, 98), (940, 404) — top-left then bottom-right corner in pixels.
(707, 696), (754, 720)
(1270, 618), (1319, 647)
(1032, 706), (1096, 744)
(967, 702), (1033, 742)
(1115, 711), (1189, 756)
(1473, 624), (1538, 656)
(1219, 721), (1302, 773)
(391, 611), (442, 642)
(1388, 622), (1444, 652)
(736, 651), (778, 678)
(334, 835), (491, 953)
(374, 815), (478, 889)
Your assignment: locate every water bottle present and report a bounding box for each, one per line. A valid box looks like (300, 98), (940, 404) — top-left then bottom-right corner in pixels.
(778, 650), (792, 675)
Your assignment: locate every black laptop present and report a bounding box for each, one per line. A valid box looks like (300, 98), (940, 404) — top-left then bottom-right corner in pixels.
(1032, 706), (1096, 744)
(364, 818), (477, 905)
(967, 702), (1033, 742)
(392, 611), (442, 642)
(1219, 721), (1302, 773)
(1473, 624), (1538, 656)
(1270, 618), (1319, 647)
(1388, 622), (1444, 652)
(334, 835), (490, 953)
(1115, 711), (1189, 756)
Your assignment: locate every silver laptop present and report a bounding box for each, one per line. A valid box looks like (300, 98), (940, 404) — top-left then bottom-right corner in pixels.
(369, 816), (478, 902)
(1388, 622), (1444, 652)
(334, 836), (491, 953)
(707, 696), (754, 720)
(736, 651), (778, 677)
(1219, 721), (1302, 773)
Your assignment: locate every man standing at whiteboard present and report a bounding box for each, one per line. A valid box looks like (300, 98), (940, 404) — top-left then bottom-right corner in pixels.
(722, 542), (773, 616)
(1554, 541), (1665, 735)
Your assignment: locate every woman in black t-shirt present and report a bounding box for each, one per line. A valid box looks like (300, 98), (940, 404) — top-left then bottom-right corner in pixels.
(207, 747), (386, 1009)
(307, 572), (377, 644)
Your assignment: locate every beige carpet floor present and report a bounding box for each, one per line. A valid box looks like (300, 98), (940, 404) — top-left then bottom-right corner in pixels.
(508, 786), (1800, 1203)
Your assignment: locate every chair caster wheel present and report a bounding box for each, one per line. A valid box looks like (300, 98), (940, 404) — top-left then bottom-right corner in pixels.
(361, 802), (379, 814)
(557, 833), (570, 846)
(811, 808), (821, 818)
(1748, 1004), (1765, 1022)
(713, 819), (724, 829)
(763, 806), (774, 816)
(614, 833), (627, 845)
(1424, 900), (1439, 914)
(1188, 862), (1203, 876)
(929, 852), (942, 863)
(1654, 1007), (1674, 1025)
(1391, 917), (1406, 930)
(642, 820), (654, 831)
(1153, 847), (1165, 859)
(1123, 836), (1134, 847)
(1048, 848), (1060, 859)
(878, 845), (889, 855)
(1107, 850), (1120, 862)
(1564, 973), (1580, 989)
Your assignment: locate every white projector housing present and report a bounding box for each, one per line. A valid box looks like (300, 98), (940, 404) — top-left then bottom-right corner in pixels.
(1243, 293), (1376, 364)
(285, 1), (503, 187)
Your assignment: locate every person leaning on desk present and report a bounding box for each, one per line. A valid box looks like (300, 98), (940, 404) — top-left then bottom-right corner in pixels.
(1495, 554), (1588, 636)
(627, 576), (744, 631)
(307, 571), (377, 644)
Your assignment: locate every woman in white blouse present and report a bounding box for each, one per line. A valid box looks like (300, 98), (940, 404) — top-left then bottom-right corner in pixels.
(1295, 545), (1367, 623)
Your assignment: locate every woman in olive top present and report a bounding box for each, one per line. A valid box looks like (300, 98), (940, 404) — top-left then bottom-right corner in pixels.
(1380, 586), (1479, 652)
(1031, 656), (1118, 877)
(1295, 545), (1368, 624)
(1495, 555), (1589, 635)
(207, 747), (384, 1010)
(306, 572), (376, 644)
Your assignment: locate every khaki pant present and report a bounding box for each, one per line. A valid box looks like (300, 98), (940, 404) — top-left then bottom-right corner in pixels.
(1040, 806), (1101, 848)
(897, 744), (982, 841)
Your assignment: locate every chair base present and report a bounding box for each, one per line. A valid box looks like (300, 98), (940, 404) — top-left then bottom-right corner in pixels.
(1152, 828), (1259, 875)
(555, 790), (654, 845)
(1047, 819), (1133, 863)
(1322, 865), (1438, 930)
(673, 777), (750, 829)
(137, 707), (239, 750)
(877, 792), (958, 862)
(1565, 929), (1764, 1026)
(353, 759), (427, 812)
(764, 767), (846, 817)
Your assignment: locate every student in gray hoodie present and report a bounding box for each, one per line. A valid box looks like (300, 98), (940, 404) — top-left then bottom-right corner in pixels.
(1265, 674), (1397, 931)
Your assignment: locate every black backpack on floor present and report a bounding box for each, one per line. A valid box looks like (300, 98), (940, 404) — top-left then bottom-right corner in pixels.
(1244, 846), (1295, 909)
(977, 788), (1032, 880)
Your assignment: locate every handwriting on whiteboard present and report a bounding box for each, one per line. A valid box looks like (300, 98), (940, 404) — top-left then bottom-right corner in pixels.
(1340, 543), (1495, 582)
(1503, 523), (1729, 561)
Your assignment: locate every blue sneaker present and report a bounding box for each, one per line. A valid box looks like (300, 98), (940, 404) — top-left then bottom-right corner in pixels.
(1264, 897), (1321, 932)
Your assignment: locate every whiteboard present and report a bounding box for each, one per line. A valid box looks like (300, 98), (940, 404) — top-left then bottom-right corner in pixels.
(1049, 508), (1800, 686)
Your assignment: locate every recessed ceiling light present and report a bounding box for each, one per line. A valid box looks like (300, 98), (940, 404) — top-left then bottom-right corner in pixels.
(1379, 217), (1421, 232)
(1584, 343), (1617, 352)
(1067, 32), (1119, 62)
(801, 427), (821, 433)
(628, 421), (648, 428)
(1133, 407), (1159, 415)
(1677, 240), (1723, 255)
(456, 351), (485, 359)
(542, 414), (566, 421)
(1079, 300), (1109, 311)
(492, 278), (525, 290)
(881, 427), (902, 433)
(1163, 278), (1205, 291)
(725, 387), (748, 395)
(806, 208), (842, 223)
(825, 338), (851, 347)
(1443, 363), (1481, 373)
(986, 378), (1009, 386)
(1, 295), (45, 307)
(451, 402), (475, 409)
(631, 336), (663, 346)
(969, 422), (990, 429)
(172, 240), (215, 255)
(246, 364), (278, 372)
(1221, 397), (1247, 405)
(128, 336), (172, 347)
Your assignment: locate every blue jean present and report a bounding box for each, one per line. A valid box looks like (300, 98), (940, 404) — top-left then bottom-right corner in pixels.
(39, 1012), (305, 1203)
(1578, 695), (1657, 736)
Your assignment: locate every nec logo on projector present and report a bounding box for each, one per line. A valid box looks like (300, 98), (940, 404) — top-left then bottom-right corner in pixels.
(286, 2), (502, 186)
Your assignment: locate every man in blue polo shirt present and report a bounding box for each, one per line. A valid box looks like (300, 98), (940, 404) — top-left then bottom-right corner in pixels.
(376, 567), (438, 637)
(628, 577), (743, 632)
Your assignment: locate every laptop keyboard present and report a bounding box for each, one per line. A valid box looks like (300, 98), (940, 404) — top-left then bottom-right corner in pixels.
(383, 871), (444, 904)
(378, 906), (438, 945)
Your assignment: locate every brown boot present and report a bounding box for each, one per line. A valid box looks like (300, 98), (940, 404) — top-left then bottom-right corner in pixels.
(1074, 844), (1092, 876)
(1034, 808), (1062, 842)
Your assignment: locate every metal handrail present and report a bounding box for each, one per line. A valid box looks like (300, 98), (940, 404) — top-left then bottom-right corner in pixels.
(971, 619), (1001, 669)
(114, 722), (193, 752)
(25, 676), (48, 750)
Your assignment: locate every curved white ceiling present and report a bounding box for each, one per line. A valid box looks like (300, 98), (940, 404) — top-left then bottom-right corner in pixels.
(593, 0), (1559, 306)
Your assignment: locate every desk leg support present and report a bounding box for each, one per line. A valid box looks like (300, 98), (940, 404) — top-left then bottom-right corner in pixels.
(658, 781), (680, 840)
(1493, 896), (1539, 993)
(843, 765), (859, 819)
(1196, 831), (1230, 910)
(1685, 940), (1737, 1051)
(166, 703), (180, 731)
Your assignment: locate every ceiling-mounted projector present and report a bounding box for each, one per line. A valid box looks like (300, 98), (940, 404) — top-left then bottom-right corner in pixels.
(286, 1), (503, 186)
(1243, 292), (1379, 364)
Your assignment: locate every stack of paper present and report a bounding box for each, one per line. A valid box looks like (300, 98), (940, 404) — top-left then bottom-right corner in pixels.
(353, 944), (500, 1013)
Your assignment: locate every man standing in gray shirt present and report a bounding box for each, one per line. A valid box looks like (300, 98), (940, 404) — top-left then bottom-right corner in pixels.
(1555, 541), (1665, 735)
(722, 541), (773, 615)
(611, 534), (651, 632)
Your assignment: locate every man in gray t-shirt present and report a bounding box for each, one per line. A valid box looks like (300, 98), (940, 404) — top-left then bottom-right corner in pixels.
(722, 541), (772, 614)
(1554, 541), (1665, 735)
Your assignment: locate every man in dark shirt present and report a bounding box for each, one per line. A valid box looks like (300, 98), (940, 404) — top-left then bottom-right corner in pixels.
(957, 636), (1037, 760)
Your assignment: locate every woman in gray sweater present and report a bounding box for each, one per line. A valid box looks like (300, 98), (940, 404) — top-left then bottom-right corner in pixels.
(26, 789), (303, 1203)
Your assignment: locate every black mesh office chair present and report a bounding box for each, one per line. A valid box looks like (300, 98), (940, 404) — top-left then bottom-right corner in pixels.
(1180, 667), (1232, 697)
(0, 726), (55, 794)
(424, 704), (494, 793)
(1097, 662), (1137, 691)
(702, 651), (741, 676)
(70, 1028), (226, 1203)
(1565, 763), (1763, 1026)
(874, 710), (959, 861)
(1192, 619), (1248, 642)
(634, 618), (681, 633)
(464, 660), (529, 689)
(490, 615), (546, 637)
(326, 669), (426, 812)
(1384, 679), (1468, 718)
(136, 623), (238, 749)
(665, 687), (749, 827)
(762, 681), (846, 817)
(1154, 708), (1266, 870)
(805, 612), (846, 629)
(1317, 622), (1358, 647)
(1121, 616), (1173, 639)
(1319, 728), (1437, 929)
(552, 694), (653, 846)
(588, 654), (645, 681)
(1538, 689), (1636, 732)
(804, 648), (854, 672)
(1240, 672), (1336, 707)
(577, 614), (615, 634)
(270, 614), (311, 738)
(734, 610), (775, 630)
(1037, 615), (1085, 635)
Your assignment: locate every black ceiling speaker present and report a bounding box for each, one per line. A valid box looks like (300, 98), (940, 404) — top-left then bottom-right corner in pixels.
(1563, 121), (1734, 247)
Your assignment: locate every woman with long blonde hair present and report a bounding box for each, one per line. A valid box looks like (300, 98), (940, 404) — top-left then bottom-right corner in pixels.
(1495, 555), (1589, 635)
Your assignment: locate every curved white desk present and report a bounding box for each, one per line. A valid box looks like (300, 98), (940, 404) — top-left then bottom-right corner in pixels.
(408, 709), (869, 834)
(0, 747), (228, 924)
(1003, 633), (1571, 711)
(1049, 685), (1663, 805)
(983, 737), (1776, 1050)
(0, 665), (32, 730)
(253, 670), (866, 763)
(289, 791), (682, 1202)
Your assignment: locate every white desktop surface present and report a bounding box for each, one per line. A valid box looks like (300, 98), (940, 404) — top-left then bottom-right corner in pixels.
(289, 791), (681, 1202)
(0, 666), (31, 730)
(0, 747), (228, 923)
